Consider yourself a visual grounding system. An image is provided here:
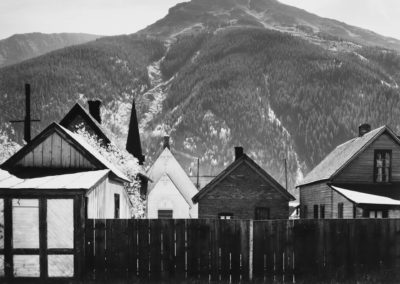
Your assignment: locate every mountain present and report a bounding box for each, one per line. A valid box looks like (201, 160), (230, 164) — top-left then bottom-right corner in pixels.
(0, 33), (102, 67)
(1, 0), (400, 197)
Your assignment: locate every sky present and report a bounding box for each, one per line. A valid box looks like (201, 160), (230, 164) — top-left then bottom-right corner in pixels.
(0, 0), (400, 40)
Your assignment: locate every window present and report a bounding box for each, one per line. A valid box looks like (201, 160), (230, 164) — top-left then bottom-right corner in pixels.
(313, 205), (319, 219)
(320, 205), (325, 219)
(338, 203), (344, 219)
(158, 210), (173, 219)
(302, 205), (308, 219)
(218, 213), (233, 220)
(374, 150), (391, 183)
(255, 207), (270, 220)
(114, 194), (120, 219)
(364, 209), (388, 219)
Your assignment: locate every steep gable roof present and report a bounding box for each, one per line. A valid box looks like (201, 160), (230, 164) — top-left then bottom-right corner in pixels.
(147, 147), (198, 208)
(297, 126), (399, 187)
(1, 122), (129, 182)
(60, 103), (111, 144)
(192, 154), (295, 203)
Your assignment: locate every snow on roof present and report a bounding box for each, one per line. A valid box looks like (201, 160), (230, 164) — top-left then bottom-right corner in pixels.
(59, 124), (130, 182)
(332, 186), (400, 206)
(298, 126), (387, 186)
(147, 147), (198, 208)
(0, 169), (110, 190)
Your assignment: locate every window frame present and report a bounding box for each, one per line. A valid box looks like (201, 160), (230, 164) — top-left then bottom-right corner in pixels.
(254, 207), (270, 220)
(374, 149), (392, 183)
(313, 205), (319, 219)
(338, 203), (344, 219)
(158, 209), (173, 219)
(218, 213), (234, 220)
(114, 194), (120, 219)
(320, 205), (325, 219)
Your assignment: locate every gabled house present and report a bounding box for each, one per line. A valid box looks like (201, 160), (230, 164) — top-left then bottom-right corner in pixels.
(60, 100), (111, 145)
(146, 136), (198, 219)
(298, 124), (400, 219)
(192, 147), (295, 220)
(0, 121), (133, 280)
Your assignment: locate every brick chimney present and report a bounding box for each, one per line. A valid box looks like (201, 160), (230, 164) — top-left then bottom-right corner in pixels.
(359, 123), (371, 137)
(88, 100), (102, 124)
(163, 136), (170, 149)
(234, 146), (244, 160)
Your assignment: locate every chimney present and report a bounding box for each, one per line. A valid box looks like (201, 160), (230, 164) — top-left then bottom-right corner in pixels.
(234, 146), (244, 160)
(24, 83), (31, 143)
(163, 136), (170, 149)
(88, 100), (102, 124)
(359, 123), (371, 137)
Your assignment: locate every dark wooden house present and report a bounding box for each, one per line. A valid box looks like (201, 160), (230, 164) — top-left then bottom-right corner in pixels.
(298, 124), (400, 219)
(0, 121), (133, 280)
(192, 147), (295, 220)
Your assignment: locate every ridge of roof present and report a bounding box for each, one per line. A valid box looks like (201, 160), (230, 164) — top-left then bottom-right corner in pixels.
(192, 154), (295, 203)
(60, 103), (111, 144)
(297, 125), (389, 187)
(1, 122), (130, 183)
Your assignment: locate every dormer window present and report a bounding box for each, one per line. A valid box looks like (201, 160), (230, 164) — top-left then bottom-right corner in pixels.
(374, 150), (391, 183)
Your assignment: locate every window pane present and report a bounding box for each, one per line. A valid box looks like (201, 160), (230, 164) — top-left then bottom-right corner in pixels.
(12, 199), (39, 248)
(369, 211), (375, 218)
(13, 255), (40, 277)
(48, 255), (74, 277)
(47, 199), (74, 249)
(0, 255), (4, 277)
(0, 199), (3, 249)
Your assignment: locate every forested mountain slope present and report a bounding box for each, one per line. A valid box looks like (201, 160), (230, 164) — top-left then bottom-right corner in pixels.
(1, 0), (400, 196)
(0, 33), (102, 67)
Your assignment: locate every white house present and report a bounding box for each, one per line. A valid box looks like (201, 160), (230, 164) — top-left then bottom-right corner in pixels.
(146, 136), (198, 219)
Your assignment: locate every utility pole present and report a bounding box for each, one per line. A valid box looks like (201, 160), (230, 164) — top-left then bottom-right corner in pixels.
(284, 158), (288, 191)
(10, 83), (40, 143)
(196, 158), (200, 189)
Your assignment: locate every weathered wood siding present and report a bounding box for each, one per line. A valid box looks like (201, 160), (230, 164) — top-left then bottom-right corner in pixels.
(86, 177), (131, 219)
(334, 133), (400, 183)
(198, 162), (289, 219)
(15, 132), (96, 169)
(299, 182), (355, 219)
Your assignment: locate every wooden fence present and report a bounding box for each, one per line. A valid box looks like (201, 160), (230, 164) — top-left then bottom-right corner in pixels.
(85, 219), (400, 283)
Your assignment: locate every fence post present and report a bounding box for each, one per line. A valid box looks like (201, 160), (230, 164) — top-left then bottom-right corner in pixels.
(249, 220), (253, 281)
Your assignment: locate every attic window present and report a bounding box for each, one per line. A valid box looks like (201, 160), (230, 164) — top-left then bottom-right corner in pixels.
(374, 150), (391, 183)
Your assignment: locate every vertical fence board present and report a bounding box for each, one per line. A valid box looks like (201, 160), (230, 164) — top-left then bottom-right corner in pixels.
(174, 219), (186, 281)
(240, 220), (250, 282)
(219, 220), (233, 282)
(127, 219), (138, 281)
(149, 220), (162, 281)
(138, 219), (150, 281)
(198, 219), (211, 281)
(161, 219), (175, 279)
(187, 219), (199, 279)
(210, 219), (220, 282)
(94, 219), (106, 281)
(252, 221), (264, 281)
(85, 219), (95, 281)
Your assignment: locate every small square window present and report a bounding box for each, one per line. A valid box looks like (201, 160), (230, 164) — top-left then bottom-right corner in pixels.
(158, 210), (173, 219)
(218, 213), (233, 220)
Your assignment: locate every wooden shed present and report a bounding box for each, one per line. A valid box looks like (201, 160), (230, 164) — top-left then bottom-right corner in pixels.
(0, 121), (132, 281)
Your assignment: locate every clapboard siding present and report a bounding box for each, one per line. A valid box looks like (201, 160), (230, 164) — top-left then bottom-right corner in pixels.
(299, 182), (355, 219)
(198, 162), (289, 219)
(15, 132), (96, 169)
(86, 177), (131, 219)
(335, 133), (400, 183)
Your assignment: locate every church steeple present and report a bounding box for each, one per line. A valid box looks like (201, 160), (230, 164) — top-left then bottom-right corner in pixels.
(126, 99), (145, 165)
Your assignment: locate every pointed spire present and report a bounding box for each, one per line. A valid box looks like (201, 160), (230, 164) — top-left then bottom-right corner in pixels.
(126, 99), (145, 165)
